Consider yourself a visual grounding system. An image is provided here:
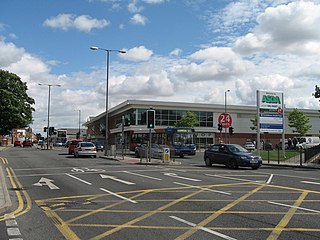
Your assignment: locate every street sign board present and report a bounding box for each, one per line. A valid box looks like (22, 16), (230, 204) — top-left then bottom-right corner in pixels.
(218, 113), (232, 128)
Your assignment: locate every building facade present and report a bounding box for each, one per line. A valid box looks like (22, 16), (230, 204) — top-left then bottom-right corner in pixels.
(84, 100), (320, 150)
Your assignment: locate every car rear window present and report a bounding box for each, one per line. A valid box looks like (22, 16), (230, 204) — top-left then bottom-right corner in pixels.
(81, 142), (94, 147)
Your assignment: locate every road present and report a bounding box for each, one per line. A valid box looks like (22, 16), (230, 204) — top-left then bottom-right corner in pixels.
(0, 146), (320, 240)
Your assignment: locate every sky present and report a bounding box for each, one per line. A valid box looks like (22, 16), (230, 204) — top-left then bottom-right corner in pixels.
(1, 0), (320, 135)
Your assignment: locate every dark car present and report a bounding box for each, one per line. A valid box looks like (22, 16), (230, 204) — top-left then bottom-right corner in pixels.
(93, 142), (104, 152)
(204, 144), (262, 170)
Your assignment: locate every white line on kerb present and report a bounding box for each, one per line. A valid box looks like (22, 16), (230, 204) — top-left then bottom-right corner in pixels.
(174, 182), (231, 195)
(100, 188), (137, 203)
(122, 171), (162, 181)
(66, 174), (92, 185)
(170, 216), (237, 240)
(268, 201), (320, 213)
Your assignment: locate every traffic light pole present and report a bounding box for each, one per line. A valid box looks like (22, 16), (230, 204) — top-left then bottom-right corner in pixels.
(148, 128), (151, 163)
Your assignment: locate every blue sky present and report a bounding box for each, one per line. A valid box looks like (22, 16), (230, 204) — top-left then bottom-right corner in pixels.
(1, 0), (320, 134)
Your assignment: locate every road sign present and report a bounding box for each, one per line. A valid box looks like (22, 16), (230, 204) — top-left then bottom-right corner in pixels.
(218, 113), (232, 128)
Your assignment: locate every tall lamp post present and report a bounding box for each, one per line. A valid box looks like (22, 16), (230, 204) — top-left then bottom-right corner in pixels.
(90, 46), (126, 156)
(74, 109), (81, 139)
(38, 83), (61, 149)
(224, 89), (230, 143)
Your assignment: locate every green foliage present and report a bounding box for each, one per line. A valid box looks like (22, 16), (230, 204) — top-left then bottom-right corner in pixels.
(313, 85), (320, 99)
(250, 116), (257, 131)
(288, 108), (311, 135)
(175, 111), (199, 128)
(0, 69), (35, 135)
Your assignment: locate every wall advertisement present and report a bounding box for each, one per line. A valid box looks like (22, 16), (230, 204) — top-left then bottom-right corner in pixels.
(257, 90), (284, 133)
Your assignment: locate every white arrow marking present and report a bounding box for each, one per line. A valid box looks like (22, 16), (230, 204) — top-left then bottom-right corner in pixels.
(164, 173), (201, 182)
(100, 174), (135, 185)
(33, 177), (60, 190)
(122, 171), (162, 181)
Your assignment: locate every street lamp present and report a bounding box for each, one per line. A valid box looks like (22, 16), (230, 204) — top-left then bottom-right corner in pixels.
(38, 83), (61, 149)
(224, 89), (230, 143)
(74, 109), (81, 139)
(90, 46), (126, 156)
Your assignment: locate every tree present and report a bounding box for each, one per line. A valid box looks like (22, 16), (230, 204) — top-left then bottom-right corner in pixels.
(0, 70), (35, 135)
(175, 111), (199, 128)
(288, 108), (312, 135)
(250, 116), (257, 131)
(313, 85), (320, 100)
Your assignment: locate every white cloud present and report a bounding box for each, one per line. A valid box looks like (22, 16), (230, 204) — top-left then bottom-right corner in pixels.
(43, 13), (109, 32)
(234, 1), (320, 55)
(128, 1), (144, 13)
(171, 47), (254, 82)
(130, 13), (148, 25)
(0, 40), (25, 67)
(142, 0), (167, 3)
(170, 48), (182, 57)
(121, 46), (153, 61)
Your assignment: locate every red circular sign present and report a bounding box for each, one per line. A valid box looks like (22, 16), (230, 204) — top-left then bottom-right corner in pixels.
(218, 113), (232, 128)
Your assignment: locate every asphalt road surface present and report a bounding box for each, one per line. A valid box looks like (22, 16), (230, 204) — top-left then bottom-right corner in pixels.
(0, 146), (320, 240)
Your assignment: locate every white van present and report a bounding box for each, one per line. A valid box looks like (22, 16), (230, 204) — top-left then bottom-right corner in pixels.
(297, 137), (320, 149)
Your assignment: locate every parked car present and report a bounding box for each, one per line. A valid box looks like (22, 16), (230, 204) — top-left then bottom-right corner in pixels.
(135, 144), (171, 159)
(296, 136), (320, 149)
(243, 142), (255, 151)
(14, 140), (23, 147)
(68, 139), (83, 155)
(22, 140), (33, 147)
(204, 144), (262, 170)
(74, 142), (97, 158)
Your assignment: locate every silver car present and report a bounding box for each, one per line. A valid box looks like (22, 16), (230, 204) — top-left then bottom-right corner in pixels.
(135, 144), (170, 159)
(74, 142), (97, 158)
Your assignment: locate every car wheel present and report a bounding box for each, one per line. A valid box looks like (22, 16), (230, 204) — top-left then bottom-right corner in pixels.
(229, 159), (238, 169)
(94, 155), (96, 158)
(252, 166), (259, 170)
(205, 156), (212, 167)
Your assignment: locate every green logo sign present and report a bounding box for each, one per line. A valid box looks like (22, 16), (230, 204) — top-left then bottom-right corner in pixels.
(262, 95), (281, 104)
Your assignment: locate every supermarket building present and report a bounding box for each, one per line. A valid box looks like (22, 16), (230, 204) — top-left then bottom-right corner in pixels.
(83, 100), (320, 150)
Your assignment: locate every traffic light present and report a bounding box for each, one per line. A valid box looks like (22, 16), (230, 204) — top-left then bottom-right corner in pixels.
(124, 118), (130, 126)
(147, 110), (155, 128)
(218, 123), (222, 131)
(49, 127), (55, 136)
(229, 126), (234, 135)
(44, 127), (47, 132)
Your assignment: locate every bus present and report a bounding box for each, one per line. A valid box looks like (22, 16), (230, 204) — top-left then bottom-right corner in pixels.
(164, 127), (196, 157)
(128, 127), (196, 157)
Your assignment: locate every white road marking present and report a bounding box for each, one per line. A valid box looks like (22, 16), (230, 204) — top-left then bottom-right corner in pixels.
(266, 174), (274, 184)
(164, 173), (201, 182)
(174, 182), (231, 195)
(170, 216), (237, 240)
(66, 174), (92, 185)
(268, 201), (320, 213)
(122, 171), (162, 181)
(206, 174), (257, 182)
(7, 227), (21, 236)
(33, 177), (60, 190)
(99, 188), (137, 203)
(301, 181), (320, 185)
(100, 174), (135, 185)
(5, 220), (18, 227)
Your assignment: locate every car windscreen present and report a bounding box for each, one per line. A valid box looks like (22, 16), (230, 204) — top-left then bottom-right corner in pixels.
(228, 144), (248, 153)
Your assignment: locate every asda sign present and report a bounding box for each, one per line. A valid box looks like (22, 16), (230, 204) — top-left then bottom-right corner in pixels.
(262, 95), (281, 104)
(257, 90), (284, 133)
